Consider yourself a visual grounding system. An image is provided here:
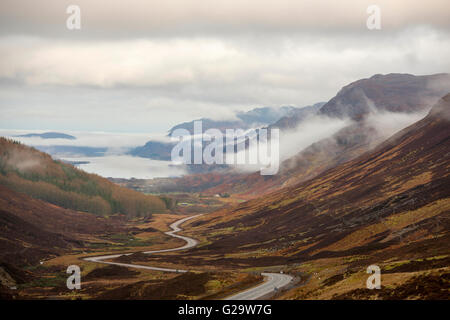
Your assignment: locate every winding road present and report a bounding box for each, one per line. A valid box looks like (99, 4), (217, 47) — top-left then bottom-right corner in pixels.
(83, 214), (293, 299)
(225, 272), (293, 300)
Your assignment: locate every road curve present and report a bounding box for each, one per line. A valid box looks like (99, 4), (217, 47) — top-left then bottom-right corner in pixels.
(225, 273), (293, 300)
(83, 214), (293, 299)
(83, 214), (202, 272)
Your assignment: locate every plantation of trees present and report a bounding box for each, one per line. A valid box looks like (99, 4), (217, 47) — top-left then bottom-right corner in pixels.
(0, 138), (167, 217)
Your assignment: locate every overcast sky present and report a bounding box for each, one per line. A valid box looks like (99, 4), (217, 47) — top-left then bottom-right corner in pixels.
(0, 0), (449, 133)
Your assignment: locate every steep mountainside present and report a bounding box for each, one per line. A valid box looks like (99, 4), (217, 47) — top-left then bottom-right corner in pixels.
(0, 138), (167, 217)
(320, 73), (450, 119)
(141, 73), (450, 197)
(184, 94), (450, 284)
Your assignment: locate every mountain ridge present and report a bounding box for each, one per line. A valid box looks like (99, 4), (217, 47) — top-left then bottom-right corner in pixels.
(133, 73), (450, 196)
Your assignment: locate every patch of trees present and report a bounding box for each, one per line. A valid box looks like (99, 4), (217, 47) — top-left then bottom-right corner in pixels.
(0, 138), (167, 217)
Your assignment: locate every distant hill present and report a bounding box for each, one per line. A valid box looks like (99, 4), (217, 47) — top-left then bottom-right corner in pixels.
(15, 132), (76, 140)
(268, 102), (325, 130)
(167, 106), (299, 136)
(0, 138), (167, 217)
(129, 105), (319, 161)
(128, 140), (175, 161)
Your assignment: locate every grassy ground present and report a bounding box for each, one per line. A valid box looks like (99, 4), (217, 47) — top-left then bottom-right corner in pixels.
(9, 212), (266, 300)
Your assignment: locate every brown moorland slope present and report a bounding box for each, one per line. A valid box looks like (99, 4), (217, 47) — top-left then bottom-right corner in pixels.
(185, 93), (450, 269)
(0, 185), (123, 267)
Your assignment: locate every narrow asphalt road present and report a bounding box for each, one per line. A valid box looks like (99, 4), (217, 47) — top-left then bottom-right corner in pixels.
(83, 214), (293, 299)
(225, 272), (293, 300)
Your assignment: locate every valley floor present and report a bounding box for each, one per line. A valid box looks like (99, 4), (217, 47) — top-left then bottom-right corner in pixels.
(2, 208), (448, 300)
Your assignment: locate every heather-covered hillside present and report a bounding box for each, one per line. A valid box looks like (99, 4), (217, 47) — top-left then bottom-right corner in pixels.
(174, 94), (450, 299)
(0, 138), (167, 217)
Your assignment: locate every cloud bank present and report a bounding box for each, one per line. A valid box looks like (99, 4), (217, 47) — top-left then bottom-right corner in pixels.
(0, 0), (449, 133)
